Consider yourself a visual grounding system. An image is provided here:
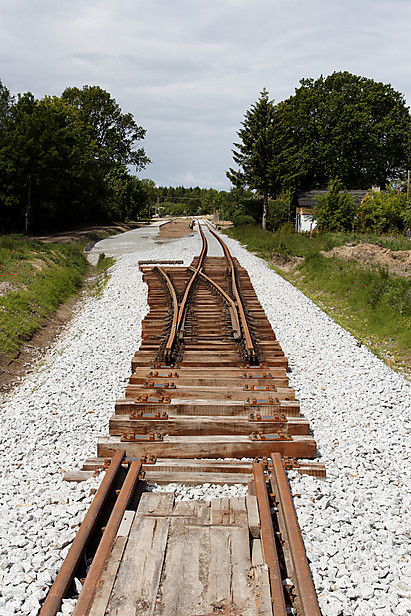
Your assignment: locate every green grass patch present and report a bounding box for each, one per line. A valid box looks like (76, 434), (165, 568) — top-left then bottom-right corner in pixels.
(89, 253), (116, 297)
(225, 225), (411, 376)
(0, 236), (89, 359)
(225, 225), (411, 258)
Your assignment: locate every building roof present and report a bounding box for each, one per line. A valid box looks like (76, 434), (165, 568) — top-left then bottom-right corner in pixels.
(294, 189), (372, 208)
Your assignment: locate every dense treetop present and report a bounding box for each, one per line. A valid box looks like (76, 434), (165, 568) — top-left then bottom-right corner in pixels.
(0, 81), (150, 233)
(228, 72), (411, 200)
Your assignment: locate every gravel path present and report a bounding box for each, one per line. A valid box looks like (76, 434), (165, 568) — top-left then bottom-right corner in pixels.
(0, 230), (409, 616)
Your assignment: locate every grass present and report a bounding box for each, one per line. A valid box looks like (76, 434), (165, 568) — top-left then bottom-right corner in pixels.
(89, 253), (116, 297)
(224, 225), (411, 259)
(225, 225), (411, 376)
(0, 235), (89, 360)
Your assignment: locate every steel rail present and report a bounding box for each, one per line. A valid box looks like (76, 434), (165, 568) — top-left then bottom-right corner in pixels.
(158, 224), (208, 363)
(253, 461), (288, 615)
(269, 453), (322, 616)
(205, 223), (257, 364)
(187, 266), (241, 339)
(155, 266), (179, 359)
(39, 450), (126, 616)
(72, 460), (142, 616)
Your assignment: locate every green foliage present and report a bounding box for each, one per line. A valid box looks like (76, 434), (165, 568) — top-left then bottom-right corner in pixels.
(232, 213), (255, 227)
(61, 85), (150, 171)
(314, 179), (357, 232)
(0, 238), (88, 357)
(0, 80), (150, 233)
(225, 225), (410, 370)
(356, 187), (407, 234)
(227, 88), (284, 228)
(280, 71), (411, 189)
(266, 191), (290, 231)
(103, 165), (148, 221)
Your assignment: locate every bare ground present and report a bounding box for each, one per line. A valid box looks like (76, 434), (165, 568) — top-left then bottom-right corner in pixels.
(320, 242), (411, 277)
(157, 218), (195, 239)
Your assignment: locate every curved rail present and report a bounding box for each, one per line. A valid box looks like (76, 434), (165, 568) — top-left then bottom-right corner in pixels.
(155, 267), (179, 360)
(157, 224), (208, 364)
(205, 223), (257, 364)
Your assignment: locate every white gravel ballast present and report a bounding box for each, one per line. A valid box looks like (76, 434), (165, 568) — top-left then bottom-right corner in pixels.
(0, 229), (409, 616)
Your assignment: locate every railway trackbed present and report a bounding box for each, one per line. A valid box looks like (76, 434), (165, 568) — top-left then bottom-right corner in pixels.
(40, 222), (324, 616)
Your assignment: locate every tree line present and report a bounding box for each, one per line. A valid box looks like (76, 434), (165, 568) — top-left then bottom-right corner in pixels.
(0, 80), (152, 233)
(228, 72), (411, 230)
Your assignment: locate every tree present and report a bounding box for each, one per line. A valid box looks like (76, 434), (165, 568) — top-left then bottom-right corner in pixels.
(61, 85), (150, 172)
(0, 92), (101, 232)
(314, 179), (356, 232)
(280, 72), (411, 189)
(103, 166), (149, 221)
(227, 89), (282, 229)
(0, 79), (13, 136)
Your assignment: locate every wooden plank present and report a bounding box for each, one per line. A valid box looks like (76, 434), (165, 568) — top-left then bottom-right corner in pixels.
(87, 511), (136, 616)
(252, 539), (274, 616)
(144, 471), (252, 485)
(156, 500), (210, 615)
(97, 434), (317, 460)
(124, 384), (295, 401)
(104, 492), (174, 616)
(109, 415), (309, 437)
(114, 398), (301, 417)
(246, 494), (261, 539)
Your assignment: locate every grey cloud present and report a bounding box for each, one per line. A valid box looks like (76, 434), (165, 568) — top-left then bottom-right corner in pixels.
(1, 0), (411, 188)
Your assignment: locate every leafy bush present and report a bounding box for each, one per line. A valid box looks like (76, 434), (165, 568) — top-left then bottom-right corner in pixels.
(266, 191), (289, 231)
(314, 179), (356, 232)
(232, 213), (256, 227)
(356, 188), (407, 234)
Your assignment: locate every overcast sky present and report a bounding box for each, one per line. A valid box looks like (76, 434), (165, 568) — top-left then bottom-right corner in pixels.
(1, 0), (411, 190)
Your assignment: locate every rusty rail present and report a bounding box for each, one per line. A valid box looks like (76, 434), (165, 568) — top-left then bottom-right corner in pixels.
(156, 267), (179, 360)
(39, 451), (127, 616)
(269, 453), (322, 616)
(157, 222), (208, 363)
(72, 460), (143, 616)
(253, 461), (288, 615)
(206, 223), (257, 364)
(188, 266), (242, 339)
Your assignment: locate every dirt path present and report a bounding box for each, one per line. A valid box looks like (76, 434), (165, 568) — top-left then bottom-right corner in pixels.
(157, 218), (196, 239)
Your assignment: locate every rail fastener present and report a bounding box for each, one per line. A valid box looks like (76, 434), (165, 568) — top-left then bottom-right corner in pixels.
(245, 397), (280, 406)
(129, 411), (169, 420)
(250, 432), (293, 441)
(248, 412), (287, 422)
(244, 384), (277, 391)
(120, 432), (164, 442)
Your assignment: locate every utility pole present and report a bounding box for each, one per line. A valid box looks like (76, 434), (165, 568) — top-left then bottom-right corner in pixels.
(407, 170), (410, 198)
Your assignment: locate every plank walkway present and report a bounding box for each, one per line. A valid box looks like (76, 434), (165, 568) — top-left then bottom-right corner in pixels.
(88, 492), (272, 616)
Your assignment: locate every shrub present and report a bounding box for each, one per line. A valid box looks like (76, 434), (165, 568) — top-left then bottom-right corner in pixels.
(356, 187), (407, 234)
(314, 179), (356, 232)
(232, 213), (256, 227)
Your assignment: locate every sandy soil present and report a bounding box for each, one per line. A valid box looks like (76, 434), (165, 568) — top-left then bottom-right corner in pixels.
(157, 218), (196, 239)
(321, 242), (411, 277)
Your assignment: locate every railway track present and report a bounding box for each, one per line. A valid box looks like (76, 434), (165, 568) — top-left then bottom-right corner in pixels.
(40, 222), (323, 616)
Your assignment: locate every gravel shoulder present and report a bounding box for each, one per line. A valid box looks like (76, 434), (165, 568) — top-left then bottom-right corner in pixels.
(0, 229), (410, 616)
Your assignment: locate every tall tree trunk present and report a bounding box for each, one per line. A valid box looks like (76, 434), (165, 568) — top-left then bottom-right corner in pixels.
(262, 190), (268, 230)
(24, 176), (31, 235)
